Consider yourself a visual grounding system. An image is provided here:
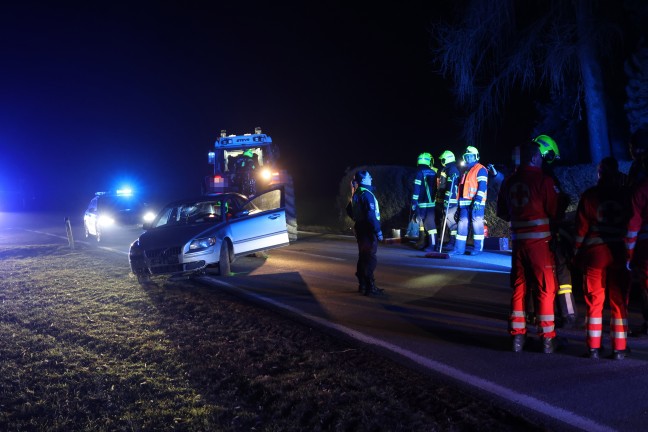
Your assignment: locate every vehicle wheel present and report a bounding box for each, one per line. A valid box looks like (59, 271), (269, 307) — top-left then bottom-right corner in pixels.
(219, 239), (232, 276)
(283, 173), (298, 242)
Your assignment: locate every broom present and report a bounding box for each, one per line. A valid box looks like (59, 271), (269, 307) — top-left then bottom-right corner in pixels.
(425, 173), (457, 259)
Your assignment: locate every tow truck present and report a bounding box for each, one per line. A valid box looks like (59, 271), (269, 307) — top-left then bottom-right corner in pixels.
(203, 127), (297, 241)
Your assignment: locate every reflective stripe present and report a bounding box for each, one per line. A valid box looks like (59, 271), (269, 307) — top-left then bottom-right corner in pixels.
(588, 317), (603, 324)
(412, 194), (419, 200)
(588, 330), (602, 337)
(419, 203), (435, 208)
(557, 284), (572, 295)
(511, 311), (525, 318)
(511, 231), (551, 240)
(537, 314), (554, 321)
(511, 322), (526, 329)
(456, 234), (467, 241)
(612, 331), (627, 339)
(473, 234), (484, 241)
(414, 179), (422, 185)
(611, 318), (627, 326)
(511, 218), (549, 228)
(541, 325), (555, 333)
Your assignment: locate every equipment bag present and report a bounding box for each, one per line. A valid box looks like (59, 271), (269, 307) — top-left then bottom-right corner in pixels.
(406, 213), (420, 238)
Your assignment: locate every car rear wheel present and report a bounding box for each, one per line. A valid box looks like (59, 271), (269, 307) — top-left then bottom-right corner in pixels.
(218, 240), (232, 276)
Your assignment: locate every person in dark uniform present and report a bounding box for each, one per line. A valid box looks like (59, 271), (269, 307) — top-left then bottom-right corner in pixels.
(346, 170), (384, 296)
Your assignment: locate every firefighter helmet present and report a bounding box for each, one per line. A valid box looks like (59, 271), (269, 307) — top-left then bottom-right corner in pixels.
(243, 149), (254, 158)
(462, 146), (480, 163)
(354, 170), (372, 186)
(533, 134), (560, 164)
(439, 150), (455, 166)
(417, 152), (433, 167)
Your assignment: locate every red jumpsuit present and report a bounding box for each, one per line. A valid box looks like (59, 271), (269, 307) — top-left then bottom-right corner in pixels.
(575, 184), (631, 352)
(497, 165), (558, 339)
(627, 178), (648, 327)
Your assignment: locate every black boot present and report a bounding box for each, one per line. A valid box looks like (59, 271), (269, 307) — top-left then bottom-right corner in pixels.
(365, 279), (384, 296)
(415, 232), (426, 249)
(355, 272), (365, 294)
(423, 235), (436, 253)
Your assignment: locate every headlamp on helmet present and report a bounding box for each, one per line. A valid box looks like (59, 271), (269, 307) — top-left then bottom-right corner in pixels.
(417, 152), (433, 168)
(533, 135), (560, 164)
(439, 150), (455, 166)
(462, 146), (480, 163)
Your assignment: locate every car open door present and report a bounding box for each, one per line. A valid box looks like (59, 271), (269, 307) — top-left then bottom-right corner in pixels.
(228, 187), (289, 256)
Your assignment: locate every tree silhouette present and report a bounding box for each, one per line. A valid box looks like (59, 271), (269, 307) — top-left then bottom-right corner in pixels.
(432, 0), (626, 163)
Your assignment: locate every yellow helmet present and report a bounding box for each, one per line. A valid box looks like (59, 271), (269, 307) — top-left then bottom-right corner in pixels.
(439, 150), (455, 166)
(417, 152), (433, 167)
(533, 135), (560, 164)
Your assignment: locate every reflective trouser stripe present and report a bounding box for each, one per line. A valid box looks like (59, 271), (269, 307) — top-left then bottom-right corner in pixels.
(587, 316), (603, 349)
(510, 310), (526, 334)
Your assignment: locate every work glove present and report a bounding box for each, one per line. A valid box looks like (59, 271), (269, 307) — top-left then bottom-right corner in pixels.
(377, 232), (384, 242)
(472, 201), (483, 212)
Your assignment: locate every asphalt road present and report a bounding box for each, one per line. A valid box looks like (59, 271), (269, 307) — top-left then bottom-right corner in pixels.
(5, 211), (648, 432)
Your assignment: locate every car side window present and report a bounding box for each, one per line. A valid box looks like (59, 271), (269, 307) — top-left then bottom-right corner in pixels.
(245, 189), (281, 213)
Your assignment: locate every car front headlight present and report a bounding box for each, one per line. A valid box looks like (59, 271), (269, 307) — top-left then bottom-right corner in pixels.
(98, 214), (115, 226)
(143, 211), (156, 223)
(189, 237), (216, 252)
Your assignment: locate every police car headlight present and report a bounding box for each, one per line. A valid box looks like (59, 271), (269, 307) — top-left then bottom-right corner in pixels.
(143, 211), (156, 223)
(189, 237), (216, 252)
(98, 215), (115, 226)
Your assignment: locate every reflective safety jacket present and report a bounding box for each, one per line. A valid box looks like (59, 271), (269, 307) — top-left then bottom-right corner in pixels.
(574, 183), (630, 254)
(437, 162), (461, 207)
(496, 165), (558, 244)
(458, 162), (488, 207)
(626, 178), (648, 261)
(346, 186), (382, 238)
(411, 166), (437, 209)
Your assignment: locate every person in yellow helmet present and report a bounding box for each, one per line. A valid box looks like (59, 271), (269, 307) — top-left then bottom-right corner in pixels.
(451, 146), (488, 256)
(531, 134), (578, 329)
(437, 150), (461, 251)
(411, 152), (438, 252)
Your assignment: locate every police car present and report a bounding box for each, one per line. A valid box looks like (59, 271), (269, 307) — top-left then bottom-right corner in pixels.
(128, 187), (290, 284)
(83, 189), (154, 242)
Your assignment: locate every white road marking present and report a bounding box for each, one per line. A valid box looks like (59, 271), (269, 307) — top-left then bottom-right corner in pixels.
(201, 276), (616, 432)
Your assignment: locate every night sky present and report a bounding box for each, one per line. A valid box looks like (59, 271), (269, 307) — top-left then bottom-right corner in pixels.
(2, 2), (476, 213)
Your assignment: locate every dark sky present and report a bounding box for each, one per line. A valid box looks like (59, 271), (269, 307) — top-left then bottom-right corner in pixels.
(1, 1), (464, 211)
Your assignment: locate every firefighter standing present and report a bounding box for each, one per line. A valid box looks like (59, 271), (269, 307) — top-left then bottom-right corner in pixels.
(411, 152), (438, 252)
(533, 134), (579, 329)
(497, 141), (559, 353)
(437, 150), (461, 251)
(574, 157), (631, 360)
(346, 170), (384, 296)
(451, 146), (488, 256)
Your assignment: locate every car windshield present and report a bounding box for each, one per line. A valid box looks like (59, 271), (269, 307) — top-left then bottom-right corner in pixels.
(152, 199), (231, 228)
(98, 196), (143, 212)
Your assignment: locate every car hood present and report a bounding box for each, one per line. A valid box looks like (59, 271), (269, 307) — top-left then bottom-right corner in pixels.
(136, 223), (222, 249)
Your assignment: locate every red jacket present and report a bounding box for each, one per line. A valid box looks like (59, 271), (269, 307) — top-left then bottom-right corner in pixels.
(575, 183), (630, 255)
(496, 165), (558, 244)
(626, 178), (648, 261)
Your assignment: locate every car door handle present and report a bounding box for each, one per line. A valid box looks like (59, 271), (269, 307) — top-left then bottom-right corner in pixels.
(268, 214), (281, 220)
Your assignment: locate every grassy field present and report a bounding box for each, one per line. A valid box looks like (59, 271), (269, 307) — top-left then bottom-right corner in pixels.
(0, 228), (542, 431)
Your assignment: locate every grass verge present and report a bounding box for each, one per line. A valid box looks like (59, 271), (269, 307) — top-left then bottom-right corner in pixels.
(0, 229), (541, 431)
